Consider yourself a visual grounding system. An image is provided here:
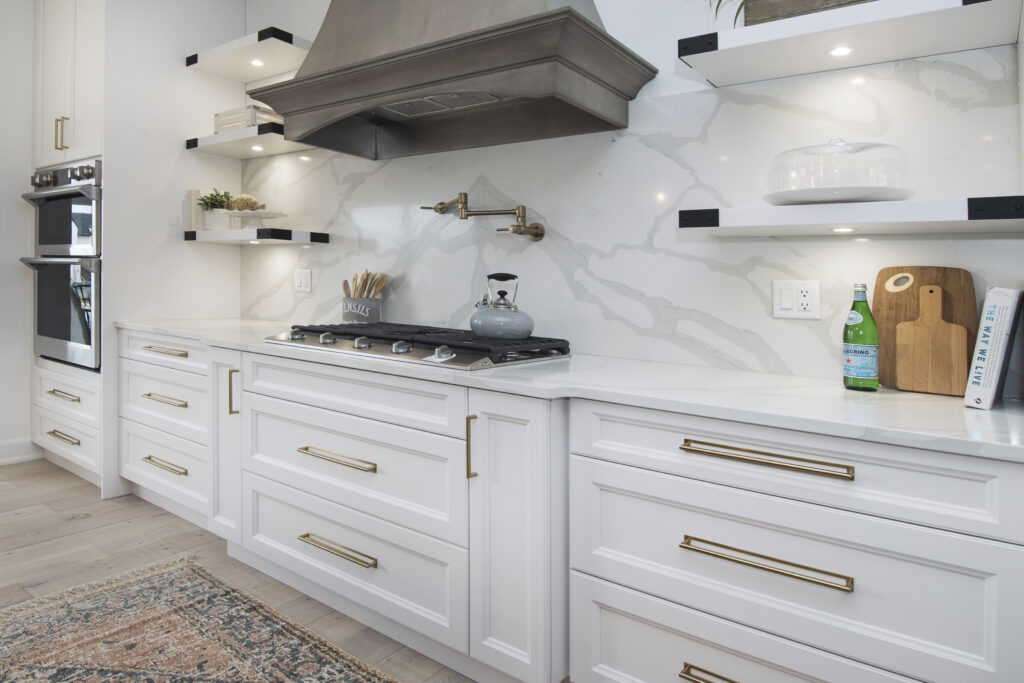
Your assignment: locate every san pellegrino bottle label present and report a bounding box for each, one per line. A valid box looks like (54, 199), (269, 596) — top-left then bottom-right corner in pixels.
(846, 311), (864, 325)
(843, 343), (878, 378)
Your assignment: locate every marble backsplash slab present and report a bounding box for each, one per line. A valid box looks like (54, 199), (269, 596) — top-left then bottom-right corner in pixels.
(240, 46), (1023, 384)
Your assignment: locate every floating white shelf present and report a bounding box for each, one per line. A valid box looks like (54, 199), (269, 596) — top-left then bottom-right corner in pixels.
(185, 123), (312, 159)
(185, 27), (312, 82)
(184, 228), (330, 245)
(678, 0), (1022, 87)
(678, 196), (1024, 237)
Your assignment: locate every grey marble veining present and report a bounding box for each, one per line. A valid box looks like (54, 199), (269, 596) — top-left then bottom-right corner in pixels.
(239, 45), (1022, 385)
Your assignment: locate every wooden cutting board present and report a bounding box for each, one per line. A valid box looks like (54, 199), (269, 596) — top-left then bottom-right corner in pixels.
(895, 285), (969, 395)
(872, 266), (978, 388)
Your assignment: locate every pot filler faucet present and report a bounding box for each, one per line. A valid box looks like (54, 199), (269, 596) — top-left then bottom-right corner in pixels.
(421, 192), (545, 241)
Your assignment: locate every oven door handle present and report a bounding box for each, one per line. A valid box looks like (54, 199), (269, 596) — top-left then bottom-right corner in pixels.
(20, 257), (101, 274)
(21, 184), (100, 205)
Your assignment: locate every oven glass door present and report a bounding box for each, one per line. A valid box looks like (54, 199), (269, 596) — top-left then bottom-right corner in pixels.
(21, 257), (100, 369)
(22, 185), (101, 256)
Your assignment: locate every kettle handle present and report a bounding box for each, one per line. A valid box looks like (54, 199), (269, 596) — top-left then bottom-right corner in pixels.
(486, 272), (518, 282)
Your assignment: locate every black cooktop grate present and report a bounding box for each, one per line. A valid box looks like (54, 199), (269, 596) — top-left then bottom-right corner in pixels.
(293, 323), (570, 356)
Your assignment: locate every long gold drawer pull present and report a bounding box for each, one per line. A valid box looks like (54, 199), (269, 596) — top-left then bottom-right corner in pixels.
(47, 429), (80, 446)
(465, 414), (478, 479)
(679, 439), (854, 481)
(142, 454), (188, 476)
(679, 535), (854, 593)
(227, 368), (239, 415)
(297, 445), (377, 473)
(679, 662), (738, 683)
(142, 344), (189, 358)
(46, 388), (81, 403)
(298, 532), (378, 569)
(141, 392), (188, 408)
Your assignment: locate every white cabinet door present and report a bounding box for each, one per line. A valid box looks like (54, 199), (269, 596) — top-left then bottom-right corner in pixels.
(208, 348), (242, 544)
(68, 0), (103, 161)
(467, 389), (568, 683)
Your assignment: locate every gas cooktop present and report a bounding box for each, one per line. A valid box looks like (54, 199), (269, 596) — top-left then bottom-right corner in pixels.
(265, 322), (570, 371)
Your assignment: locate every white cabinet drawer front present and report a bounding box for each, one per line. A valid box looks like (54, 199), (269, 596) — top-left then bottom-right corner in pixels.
(570, 572), (913, 683)
(32, 364), (102, 428)
(242, 473), (468, 651)
(570, 455), (1024, 683)
(243, 353), (468, 438)
(119, 330), (209, 375)
(571, 399), (1024, 543)
(120, 358), (211, 446)
(32, 406), (100, 474)
(120, 418), (210, 513)
(244, 393), (469, 546)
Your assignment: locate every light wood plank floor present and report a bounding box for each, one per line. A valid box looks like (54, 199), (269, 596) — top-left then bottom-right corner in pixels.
(0, 458), (474, 683)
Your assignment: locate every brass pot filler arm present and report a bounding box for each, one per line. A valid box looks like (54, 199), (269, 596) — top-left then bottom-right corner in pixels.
(421, 192), (545, 241)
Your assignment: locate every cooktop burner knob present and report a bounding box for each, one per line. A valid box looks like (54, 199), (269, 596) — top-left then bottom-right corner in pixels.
(432, 345), (455, 361)
(353, 336), (372, 349)
(289, 331), (307, 341)
(391, 340), (413, 354)
(319, 332), (337, 345)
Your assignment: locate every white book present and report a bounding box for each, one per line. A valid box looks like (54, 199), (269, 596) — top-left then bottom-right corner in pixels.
(964, 287), (1023, 410)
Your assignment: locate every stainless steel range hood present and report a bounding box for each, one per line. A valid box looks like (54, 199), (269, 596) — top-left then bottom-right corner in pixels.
(249, 0), (658, 160)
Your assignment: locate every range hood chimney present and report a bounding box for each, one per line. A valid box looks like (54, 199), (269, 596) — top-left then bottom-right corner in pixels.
(249, 0), (657, 160)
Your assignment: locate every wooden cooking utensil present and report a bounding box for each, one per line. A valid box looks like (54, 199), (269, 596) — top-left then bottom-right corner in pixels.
(371, 274), (388, 298)
(872, 266), (977, 388)
(342, 279), (351, 297)
(895, 284), (969, 396)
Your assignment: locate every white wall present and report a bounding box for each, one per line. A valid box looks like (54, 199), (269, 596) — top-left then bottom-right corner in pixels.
(100, 0), (248, 495)
(237, 2), (1023, 395)
(0, 0), (40, 464)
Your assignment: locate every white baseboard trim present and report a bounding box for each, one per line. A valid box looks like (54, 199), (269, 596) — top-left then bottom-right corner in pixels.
(0, 437), (42, 465)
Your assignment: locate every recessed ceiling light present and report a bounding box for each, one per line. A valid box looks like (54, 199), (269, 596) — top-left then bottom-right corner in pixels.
(829, 46), (854, 57)
(299, 155), (311, 161)
(832, 227), (855, 233)
(250, 59), (264, 67)
(251, 145), (264, 152)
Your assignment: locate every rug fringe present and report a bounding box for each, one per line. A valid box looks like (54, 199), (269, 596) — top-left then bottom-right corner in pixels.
(0, 554), (196, 618)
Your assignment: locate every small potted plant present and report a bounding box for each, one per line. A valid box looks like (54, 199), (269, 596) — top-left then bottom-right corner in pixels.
(197, 188), (232, 230)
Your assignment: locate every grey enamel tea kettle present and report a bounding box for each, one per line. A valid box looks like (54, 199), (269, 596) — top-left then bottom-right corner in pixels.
(470, 272), (534, 339)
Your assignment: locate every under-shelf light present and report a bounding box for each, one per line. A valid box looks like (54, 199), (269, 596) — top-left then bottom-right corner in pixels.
(251, 145), (264, 152)
(832, 227), (855, 233)
(250, 58), (264, 67)
(249, 240), (261, 245)
(828, 46), (854, 57)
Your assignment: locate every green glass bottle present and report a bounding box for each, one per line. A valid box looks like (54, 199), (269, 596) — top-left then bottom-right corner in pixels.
(843, 283), (879, 391)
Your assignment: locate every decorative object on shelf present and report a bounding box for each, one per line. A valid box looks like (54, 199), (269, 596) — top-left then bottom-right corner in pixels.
(421, 192), (545, 241)
(195, 188), (233, 230)
(470, 273), (534, 339)
(342, 270), (387, 323)
(742, 0), (875, 26)
(871, 266), (978, 390)
(963, 286), (1023, 410)
(765, 139), (911, 205)
(214, 105), (282, 134)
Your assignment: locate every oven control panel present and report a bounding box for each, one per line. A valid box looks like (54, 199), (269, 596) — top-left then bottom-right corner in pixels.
(30, 161), (100, 188)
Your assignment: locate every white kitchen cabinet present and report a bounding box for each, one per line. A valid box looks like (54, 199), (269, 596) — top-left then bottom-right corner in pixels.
(467, 390), (568, 683)
(208, 347), (242, 544)
(30, 357), (102, 485)
(569, 398), (1024, 683)
(33, 0), (103, 168)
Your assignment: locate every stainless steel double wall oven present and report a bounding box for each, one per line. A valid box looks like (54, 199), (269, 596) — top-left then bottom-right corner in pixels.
(21, 160), (101, 369)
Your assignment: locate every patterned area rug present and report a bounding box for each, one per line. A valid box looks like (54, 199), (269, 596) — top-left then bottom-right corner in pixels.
(0, 558), (397, 682)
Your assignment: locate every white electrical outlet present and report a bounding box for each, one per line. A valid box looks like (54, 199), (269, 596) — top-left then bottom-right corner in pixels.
(294, 269), (312, 293)
(772, 280), (820, 319)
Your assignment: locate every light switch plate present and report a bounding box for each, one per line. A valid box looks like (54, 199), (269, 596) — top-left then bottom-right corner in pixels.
(294, 269), (312, 293)
(772, 280), (820, 319)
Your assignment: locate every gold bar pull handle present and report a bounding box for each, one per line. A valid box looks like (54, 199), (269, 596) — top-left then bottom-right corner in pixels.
(680, 535), (854, 593)
(142, 454), (188, 476)
(679, 439), (854, 481)
(227, 368), (239, 415)
(46, 388), (81, 403)
(141, 392), (188, 408)
(46, 429), (80, 446)
(142, 344), (189, 358)
(465, 414), (478, 479)
(679, 662), (739, 683)
(298, 532), (378, 569)
(58, 116), (69, 149)
(297, 445), (377, 473)
(54, 117), (60, 150)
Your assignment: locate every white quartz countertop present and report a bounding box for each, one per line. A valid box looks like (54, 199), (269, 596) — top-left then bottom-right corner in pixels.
(117, 318), (1024, 462)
